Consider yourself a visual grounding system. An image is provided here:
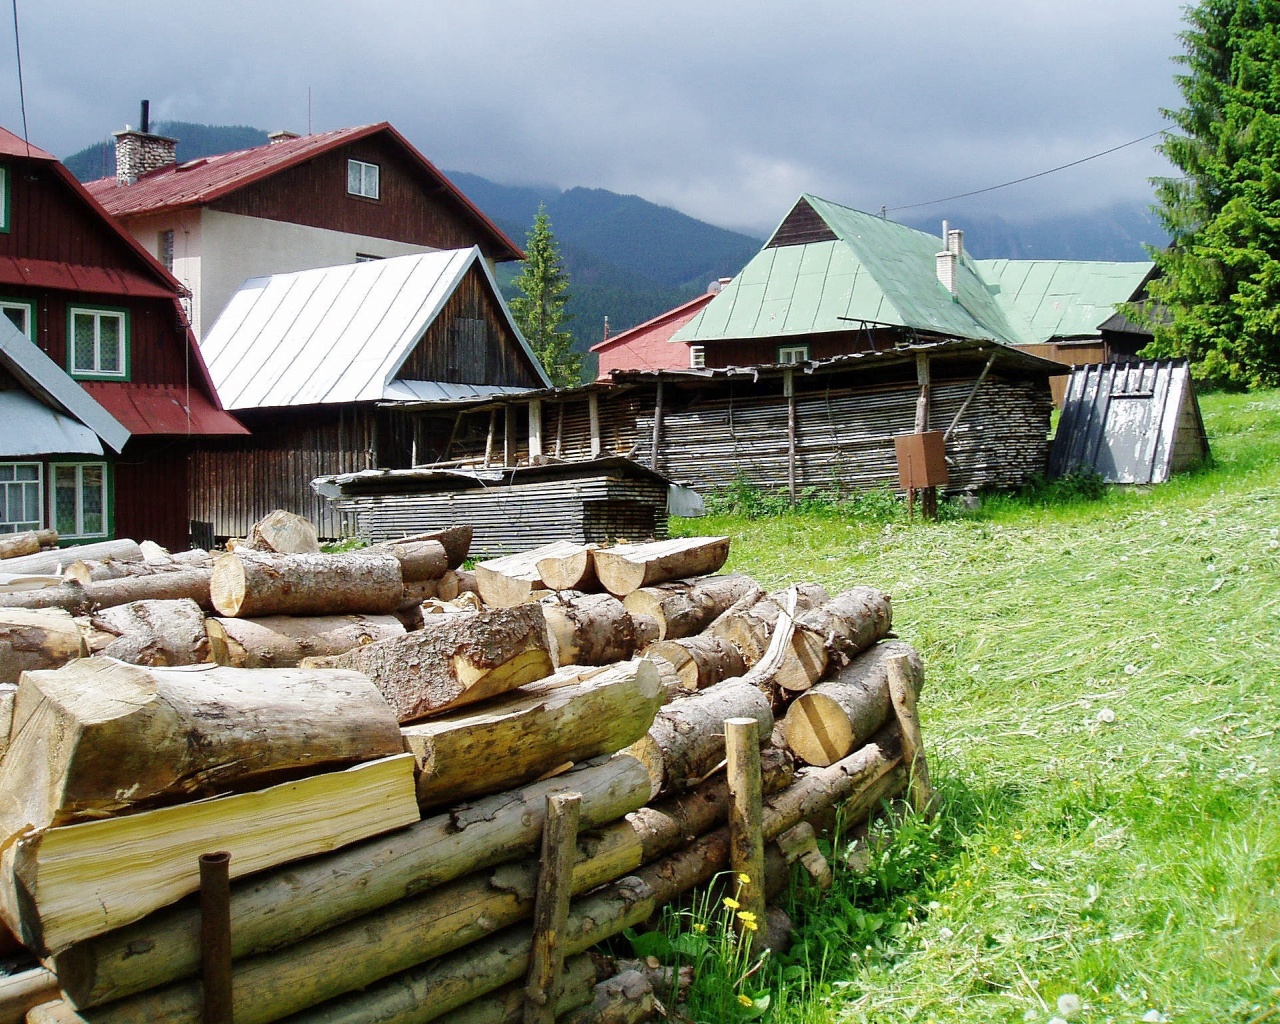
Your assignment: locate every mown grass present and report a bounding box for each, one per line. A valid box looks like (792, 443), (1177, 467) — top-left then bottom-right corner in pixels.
(666, 389), (1280, 1023)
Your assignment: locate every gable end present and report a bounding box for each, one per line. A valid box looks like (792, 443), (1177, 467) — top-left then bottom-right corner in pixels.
(766, 198), (838, 248)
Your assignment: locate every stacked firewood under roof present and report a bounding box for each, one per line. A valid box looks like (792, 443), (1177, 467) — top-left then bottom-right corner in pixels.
(0, 513), (930, 1024)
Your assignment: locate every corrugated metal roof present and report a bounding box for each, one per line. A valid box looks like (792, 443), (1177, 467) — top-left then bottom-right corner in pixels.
(0, 127), (56, 161)
(382, 381), (532, 402)
(978, 260), (1152, 340)
(0, 317), (129, 453)
(80, 383), (247, 436)
(0, 390), (104, 456)
(0, 257), (177, 298)
(200, 248), (549, 410)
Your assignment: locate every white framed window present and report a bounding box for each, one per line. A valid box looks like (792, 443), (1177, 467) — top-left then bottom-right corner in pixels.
(0, 299), (35, 341)
(0, 462), (42, 533)
(689, 345), (706, 369)
(51, 462), (108, 539)
(778, 344), (810, 364)
(347, 159), (380, 200)
(68, 306), (128, 380)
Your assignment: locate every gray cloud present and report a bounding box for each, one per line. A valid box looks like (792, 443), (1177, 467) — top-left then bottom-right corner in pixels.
(3, 0), (1186, 233)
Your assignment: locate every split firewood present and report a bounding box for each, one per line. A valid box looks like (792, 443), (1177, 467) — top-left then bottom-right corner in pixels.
(327, 604), (553, 722)
(247, 509), (321, 554)
(403, 660), (663, 809)
(206, 614), (406, 668)
(137, 540), (168, 562)
(91, 599), (210, 666)
(0, 529), (57, 561)
(54, 756), (652, 1010)
(782, 640), (924, 766)
(373, 526), (472, 571)
(210, 549), (404, 617)
(0, 659), (405, 833)
(475, 541), (592, 607)
(621, 573), (761, 641)
(2, 752), (419, 955)
(534, 543), (598, 592)
(0, 608), (87, 683)
(643, 635), (746, 691)
(592, 537), (731, 597)
(0, 967), (58, 1024)
(435, 569), (479, 602)
(0, 539), (141, 577)
(707, 582), (830, 667)
(541, 592), (637, 667)
(625, 678), (774, 799)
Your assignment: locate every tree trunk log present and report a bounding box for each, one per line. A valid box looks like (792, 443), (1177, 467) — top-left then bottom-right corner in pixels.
(82, 568), (213, 612)
(780, 587), (894, 689)
(0, 530), (57, 561)
(642, 635), (745, 691)
(405, 660), (663, 810)
(374, 526), (472, 571)
(0, 540), (142, 577)
(0, 608), (86, 683)
(211, 550), (404, 617)
(592, 538), (730, 598)
(0, 683), (13, 761)
(533, 543), (598, 593)
(431, 955), (597, 1024)
(247, 510), (321, 554)
(621, 574), (760, 641)
(707, 583), (830, 667)
(541, 593), (637, 667)
(54, 756), (652, 1010)
(475, 542), (589, 608)
(782, 641), (924, 767)
(384, 540), (449, 583)
(206, 614), (406, 668)
(435, 569), (479, 602)
(0, 659), (404, 833)
(557, 971), (654, 1024)
(90, 599), (210, 666)
(625, 679), (773, 799)
(0, 967), (58, 1024)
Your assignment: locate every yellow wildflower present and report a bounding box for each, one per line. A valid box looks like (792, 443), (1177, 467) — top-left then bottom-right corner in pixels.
(692, 923), (707, 933)
(723, 896), (741, 910)
(736, 910), (758, 923)
(738, 994), (753, 1007)
(737, 873), (751, 885)
(740, 919), (759, 932)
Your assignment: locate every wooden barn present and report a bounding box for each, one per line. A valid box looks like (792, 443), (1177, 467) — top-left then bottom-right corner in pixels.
(191, 248), (550, 540)
(0, 126), (246, 549)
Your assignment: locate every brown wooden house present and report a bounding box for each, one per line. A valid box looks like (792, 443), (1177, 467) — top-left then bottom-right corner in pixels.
(0, 126), (245, 548)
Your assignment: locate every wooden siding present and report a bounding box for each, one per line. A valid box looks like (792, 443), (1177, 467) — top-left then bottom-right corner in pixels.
(766, 200), (838, 248)
(1017, 342), (1109, 405)
(702, 329), (897, 368)
(394, 264), (544, 387)
(209, 138), (507, 258)
(114, 439), (191, 550)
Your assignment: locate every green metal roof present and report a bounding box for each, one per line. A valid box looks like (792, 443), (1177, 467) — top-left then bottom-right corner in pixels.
(673, 195), (1154, 350)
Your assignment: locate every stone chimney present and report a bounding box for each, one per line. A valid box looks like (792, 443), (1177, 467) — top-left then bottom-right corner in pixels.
(268, 130), (301, 145)
(114, 101), (177, 185)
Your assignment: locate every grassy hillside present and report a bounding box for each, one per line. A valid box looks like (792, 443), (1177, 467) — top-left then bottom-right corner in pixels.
(665, 389), (1279, 1022)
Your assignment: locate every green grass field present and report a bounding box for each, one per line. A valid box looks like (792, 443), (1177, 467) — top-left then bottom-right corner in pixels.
(667, 389), (1280, 1023)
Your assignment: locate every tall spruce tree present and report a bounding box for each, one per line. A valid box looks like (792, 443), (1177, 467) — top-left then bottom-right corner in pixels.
(1144, 0), (1280, 388)
(510, 204), (582, 387)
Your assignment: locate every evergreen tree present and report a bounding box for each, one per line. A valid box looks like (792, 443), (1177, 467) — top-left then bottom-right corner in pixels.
(510, 204), (582, 387)
(1143, 0), (1280, 388)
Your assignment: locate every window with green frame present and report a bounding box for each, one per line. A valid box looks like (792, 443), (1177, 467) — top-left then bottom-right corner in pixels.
(51, 462), (110, 539)
(68, 306), (129, 380)
(0, 462), (42, 533)
(0, 165), (9, 234)
(0, 298), (35, 341)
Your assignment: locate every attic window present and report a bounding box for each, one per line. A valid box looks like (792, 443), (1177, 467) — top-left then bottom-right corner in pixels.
(348, 159), (380, 200)
(689, 345), (706, 369)
(778, 344), (809, 364)
(1, 299), (34, 341)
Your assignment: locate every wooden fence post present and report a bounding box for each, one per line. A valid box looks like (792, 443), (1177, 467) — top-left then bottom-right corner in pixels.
(524, 791), (582, 1024)
(725, 717), (766, 952)
(886, 653), (935, 818)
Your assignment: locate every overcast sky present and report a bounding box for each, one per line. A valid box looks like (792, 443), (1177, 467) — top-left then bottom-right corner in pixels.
(4, 1), (1187, 235)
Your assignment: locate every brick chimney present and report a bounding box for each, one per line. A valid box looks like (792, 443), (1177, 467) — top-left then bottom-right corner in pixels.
(114, 101), (177, 185)
(935, 220), (961, 296)
(268, 130), (301, 145)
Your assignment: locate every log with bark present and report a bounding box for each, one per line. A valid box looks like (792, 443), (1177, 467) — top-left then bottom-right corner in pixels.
(621, 574), (760, 641)
(384, 541), (449, 583)
(0, 530), (57, 561)
(429, 955), (597, 1024)
(328, 604), (553, 722)
(435, 569), (478, 602)
(247, 510), (321, 554)
(210, 550), (404, 617)
(592, 537), (731, 598)
(0, 541), (142, 578)
(373, 526), (472, 571)
(642, 635), (746, 691)
(54, 756), (652, 1009)
(0, 582), (90, 614)
(403, 660), (663, 810)
(541, 592), (637, 667)
(534, 543), (598, 593)
(707, 582), (830, 667)
(781, 640), (924, 767)
(2, 753), (419, 954)
(774, 586), (894, 692)
(0, 608), (86, 683)
(558, 970), (654, 1024)
(475, 542), (593, 608)
(206, 614), (406, 668)
(90, 600), (210, 666)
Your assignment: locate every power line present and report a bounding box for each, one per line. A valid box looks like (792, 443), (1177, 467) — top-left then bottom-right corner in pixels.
(10, 0), (30, 153)
(885, 129), (1167, 214)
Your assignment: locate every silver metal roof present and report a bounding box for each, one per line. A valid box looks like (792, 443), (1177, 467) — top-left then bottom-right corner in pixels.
(200, 248), (549, 411)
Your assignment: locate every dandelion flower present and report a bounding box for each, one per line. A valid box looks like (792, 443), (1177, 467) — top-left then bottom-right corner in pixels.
(738, 994), (753, 1008)
(692, 923), (707, 933)
(737, 873), (751, 885)
(737, 910), (757, 923)
(741, 919), (759, 932)
(723, 896), (741, 910)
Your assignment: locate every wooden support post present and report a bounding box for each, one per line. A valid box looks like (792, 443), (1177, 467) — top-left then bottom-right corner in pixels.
(724, 717), (766, 952)
(504, 405), (516, 467)
(914, 352), (930, 434)
(199, 852), (233, 1024)
(441, 411), (463, 466)
(650, 380), (664, 470)
(524, 791), (582, 1024)
(528, 400), (543, 461)
(784, 369), (797, 506)
(484, 409), (498, 468)
(886, 653), (934, 818)
(554, 403), (565, 459)
(588, 394), (602, 458)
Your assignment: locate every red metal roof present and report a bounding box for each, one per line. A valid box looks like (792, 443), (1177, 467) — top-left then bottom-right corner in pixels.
(0, 257), (176, 298)
(590, 292), (715, 378)
(84, 123), (523, 261)
(0, 126), (56, 161)
(80, 383), (248, 436)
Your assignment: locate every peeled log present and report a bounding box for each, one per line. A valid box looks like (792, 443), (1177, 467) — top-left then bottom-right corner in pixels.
(707, 582), (830, 666)
(0, 608), (86, 683)
(206, 614), (406, 668)
(248, 510), (321, 554)
(54, 756), (652, 1009)
(374, 526), (472, 571)
(475, 542), (589, 608)
(0, 967), (58, 1024)
(542, 592), (636, 667)
(643, 635), (745, 691)
(593, 537), (730, 597)
(91, 599), (210, 666)
(0, 530), (57, 561)
(626, 679), (773, 799)
(403, 660), (663, 810)
(534, 543), (598, 592)
(330, 604), (553, 722)
(0, 659), (405, 832)
(622, 574), (761, 641)
(782, 641), (924, 767)
(0, 540), (141, 577)
(210, 550), (403, 617)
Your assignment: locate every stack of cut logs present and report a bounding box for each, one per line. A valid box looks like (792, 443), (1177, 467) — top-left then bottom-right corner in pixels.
(0, 513), (929, 1024)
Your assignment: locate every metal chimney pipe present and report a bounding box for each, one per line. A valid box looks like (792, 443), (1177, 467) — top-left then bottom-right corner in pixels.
(140, 100), (150, 135)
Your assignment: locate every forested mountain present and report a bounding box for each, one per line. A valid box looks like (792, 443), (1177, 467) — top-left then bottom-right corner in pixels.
(62, 122), (269, 181)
